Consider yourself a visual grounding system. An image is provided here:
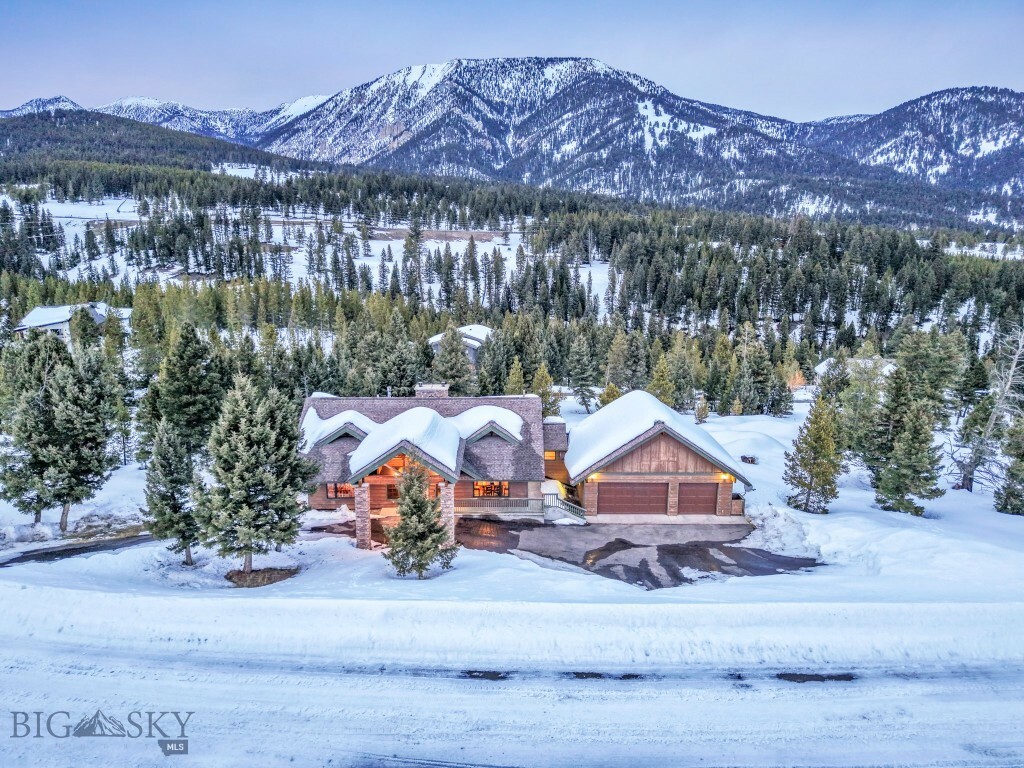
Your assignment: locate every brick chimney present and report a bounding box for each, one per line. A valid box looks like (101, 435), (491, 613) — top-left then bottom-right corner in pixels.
(415, 383), (450, 398)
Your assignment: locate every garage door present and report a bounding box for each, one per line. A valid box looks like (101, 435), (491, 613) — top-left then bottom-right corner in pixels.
(677, 483), (719, 514)
(597, 482), (668, 514)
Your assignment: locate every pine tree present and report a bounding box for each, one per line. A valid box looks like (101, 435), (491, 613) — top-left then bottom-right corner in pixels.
(729, 396), (743, 416)
(694, 394), (710, 424)
(567, 336), (597, 413)
(157, 323), (223, 460)
(504, 357), (526, 395)
(838, 342), (887, 457)
(817, 351), (850, 403)
(647, 355), (675, 407)
(784, 396), (843, 514)
(69, 307), (101, 347)
(996, 419), (1024, 515)
(531, 362), (560, 418)
(382, 464), (459, 578)
(875, 401), (944, 516)
(199, 378), (316, 574)
(598, 382), (622, 407)
(604, 329), (630, 390)
(47, 348), (117, 532)
(144, 419), (200, 565)
(863, 366), (914, 482)
(431, 324), (475, 395)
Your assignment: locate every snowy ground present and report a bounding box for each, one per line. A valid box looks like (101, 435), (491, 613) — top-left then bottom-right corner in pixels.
(1, 399), (1022, 764)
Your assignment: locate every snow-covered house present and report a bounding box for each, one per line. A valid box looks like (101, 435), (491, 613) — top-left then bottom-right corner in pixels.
(301, 387), (751, 548)
(300, 385), (548, 548)
(814, 356), (896, 378)
(13, 302), (131, 345)
(562, 391), (753, 519)
(427, 324), (493, 365)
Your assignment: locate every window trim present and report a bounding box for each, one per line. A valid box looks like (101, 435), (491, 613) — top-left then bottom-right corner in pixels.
(325, 482), (354, 499)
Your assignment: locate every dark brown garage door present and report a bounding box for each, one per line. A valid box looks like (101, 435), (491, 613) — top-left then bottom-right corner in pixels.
(677, 483), (719, 514)
(597, 482), (668, 514)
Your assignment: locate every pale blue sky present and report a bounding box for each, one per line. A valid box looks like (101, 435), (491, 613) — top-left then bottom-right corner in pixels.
(4, 0), (1022, 120)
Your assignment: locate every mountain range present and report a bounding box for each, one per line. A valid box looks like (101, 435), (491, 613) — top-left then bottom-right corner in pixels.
(3, 57), (1023, 227)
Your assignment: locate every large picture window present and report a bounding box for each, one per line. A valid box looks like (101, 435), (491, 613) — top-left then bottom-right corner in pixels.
(473, 481), (509, 498)
(325, 483), (354, 499)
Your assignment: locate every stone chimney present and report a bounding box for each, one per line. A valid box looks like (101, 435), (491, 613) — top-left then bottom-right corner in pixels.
(415, 383), (450, 398)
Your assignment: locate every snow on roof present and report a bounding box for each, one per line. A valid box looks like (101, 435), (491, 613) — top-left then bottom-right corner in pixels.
(348, 407), (462, 479)
(564, 390), (751, 486)
(813, 356), (896, 377)
(447, 405), (523, 441)
(300, 408), (379, 452)
(427, 324), (495, 348)
(14, 302), (128, 330)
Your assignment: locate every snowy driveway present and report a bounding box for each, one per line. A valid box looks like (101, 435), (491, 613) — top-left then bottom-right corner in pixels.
(462, 518), (820, 588)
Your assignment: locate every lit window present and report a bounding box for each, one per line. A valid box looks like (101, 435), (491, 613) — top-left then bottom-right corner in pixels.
(325, 483), (354, 499)
(544, 450), (557, 460)
(473, 481), (509, 498)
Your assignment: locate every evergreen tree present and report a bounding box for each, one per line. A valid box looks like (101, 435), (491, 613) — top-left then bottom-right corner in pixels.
(647, 355), (675, 407)
(530, 362), (560, 418)
(694, 394), (710, 424)
(996, 419), (1024, 515)
(0, 349), (116, 531)
(199, 378), (316, 574)
(604, 329), (630, 390)
(504, 357), (526, 395)
(144, 419), (200, 565)
(838, 342), (887, 457)
(431, 325), (475, 395)
(817, 351), (850, 403)
(863, 366), (914, 482)
(157, 323), (223, 460)
(382, 464), (459, 578)
(69, 307), (101, 347)
(784, 396), (843, 514)
(567, 336), (598, 413)
(598, 382), (622, 407)
(875, 401), (944, 516)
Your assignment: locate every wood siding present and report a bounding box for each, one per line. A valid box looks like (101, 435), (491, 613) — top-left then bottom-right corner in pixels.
(545, 452), (571, 484)
(602, 432), (720, 476)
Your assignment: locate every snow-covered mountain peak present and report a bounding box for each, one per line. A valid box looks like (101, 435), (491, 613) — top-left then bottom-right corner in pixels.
(0, 96), (83, 118)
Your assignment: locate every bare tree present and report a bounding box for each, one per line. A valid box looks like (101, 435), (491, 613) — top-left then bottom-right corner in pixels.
(951, 323), (1024, 492)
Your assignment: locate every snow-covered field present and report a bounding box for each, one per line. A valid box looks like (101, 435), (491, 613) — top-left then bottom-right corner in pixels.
(1, 400), (1022, 765)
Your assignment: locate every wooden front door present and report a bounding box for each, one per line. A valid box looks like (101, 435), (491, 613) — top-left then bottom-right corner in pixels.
(677, 483), (719, 514)
(596, 482), (668, 514)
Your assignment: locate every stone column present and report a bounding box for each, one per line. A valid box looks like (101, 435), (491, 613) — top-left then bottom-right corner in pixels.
(438, 481), (456, 544)
(355, 482), (371, 549)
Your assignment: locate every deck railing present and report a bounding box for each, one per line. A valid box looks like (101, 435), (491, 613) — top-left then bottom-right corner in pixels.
(543, 494), (588, 521)
(455, 497), (544, 513)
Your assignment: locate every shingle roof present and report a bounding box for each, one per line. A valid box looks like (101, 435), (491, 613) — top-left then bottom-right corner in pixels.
(542, 420), (569, 452)
(300, 394), (545, 484)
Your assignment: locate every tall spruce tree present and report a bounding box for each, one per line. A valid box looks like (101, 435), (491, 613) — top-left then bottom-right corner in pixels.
(199, 377), (316, 574)
(875, 401), (944, 516)
(531, 362), (560, 417)
(382, 464), (459, 578)
(783, 396), (843, 514)
(157, 323), (223, 460)
(431, 325), (475, 395)
(996, 419), (1024, 515)
(504, 357), (526, 395)
(144, 419), (200, 565)
(647, 355), (675, 407)
(863, 366), (914, 482)
(567, 336), (597, 413)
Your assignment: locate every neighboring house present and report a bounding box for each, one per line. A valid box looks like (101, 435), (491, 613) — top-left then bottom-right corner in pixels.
(301, 386), (751, 548)
(13, 302), (132, 345)
(427, 324), (493, 365)
(814, 356), (896, 378)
